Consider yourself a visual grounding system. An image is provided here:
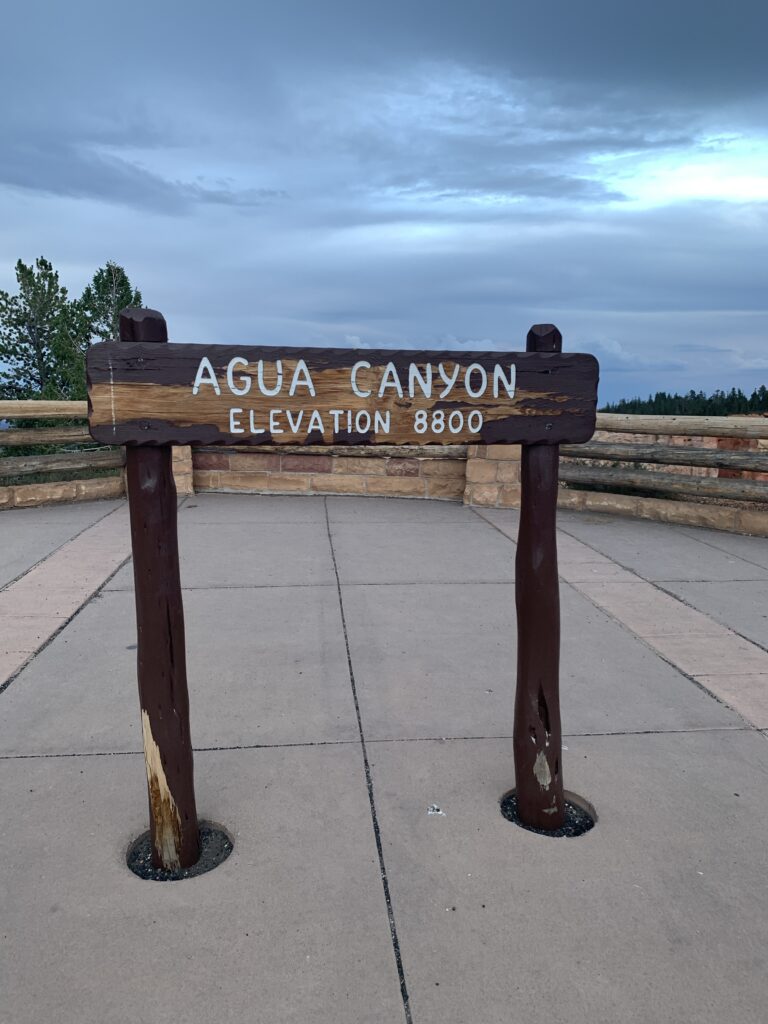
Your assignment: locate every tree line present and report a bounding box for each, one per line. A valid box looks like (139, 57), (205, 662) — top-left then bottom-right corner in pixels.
(0, 257), (142, 401)
(601, 387), (768, 416)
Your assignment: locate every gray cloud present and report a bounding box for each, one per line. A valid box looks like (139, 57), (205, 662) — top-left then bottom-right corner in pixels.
(0, 1), (766, 402)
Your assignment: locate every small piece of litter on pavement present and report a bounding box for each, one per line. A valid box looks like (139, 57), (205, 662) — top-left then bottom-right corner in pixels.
(427, 804), (446, 816)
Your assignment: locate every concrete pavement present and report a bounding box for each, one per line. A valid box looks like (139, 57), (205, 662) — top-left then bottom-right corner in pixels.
(2, 493), (768, 1023)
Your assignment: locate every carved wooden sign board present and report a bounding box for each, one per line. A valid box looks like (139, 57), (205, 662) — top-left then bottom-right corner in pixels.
(87, 343), (599, 447)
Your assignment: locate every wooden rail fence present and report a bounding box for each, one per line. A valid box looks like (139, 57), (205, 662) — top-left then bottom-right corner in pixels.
(0, 400), (125, 508)
(1, 402), (766, 523)
(560, 415), (768, 505)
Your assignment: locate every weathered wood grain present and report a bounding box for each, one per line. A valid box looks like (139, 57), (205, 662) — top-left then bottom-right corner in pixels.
(87, 342), (599, 447)
(0, 449), (124, 479)
(121, 309), (200, 871)
(596, 413), (768, 439)
(0, 400), (88, 419)
(561, 441), (768, 472)
(560, 464), (768, 501)
(0, 426), (93, 447)
(513, 326), (566, 830)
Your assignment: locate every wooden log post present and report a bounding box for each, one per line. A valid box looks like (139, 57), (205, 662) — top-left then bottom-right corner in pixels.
(121, 308), (200, 871)
(513, 324), (566, 829)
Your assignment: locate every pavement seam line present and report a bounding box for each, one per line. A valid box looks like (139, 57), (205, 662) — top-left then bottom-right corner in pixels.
(467, 507), (768, 729)
(558, 575), (766, 731)
(0, 496), (190, 692)
(677, 525), (768, 573)
(1, 725), (752, 761)
(0, 551), (133, 697)
(556, 518), (768, 653)
(470, 505), (518, 543)
(324, 497), (414, 1024)
(650, 579), (768, 657)
(0, 499), (126, 593)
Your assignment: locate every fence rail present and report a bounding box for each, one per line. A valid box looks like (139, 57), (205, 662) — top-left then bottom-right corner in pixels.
(0, 449), (125, 480)
(1, 401), (767, 523)
(562, 415), (767, 507)
(595, 413), (768, 439)
(560, 441), (768, 473)
(559, 464), (767, 503)
(0, 400), (124, 508)
(0, 400), (89, 419)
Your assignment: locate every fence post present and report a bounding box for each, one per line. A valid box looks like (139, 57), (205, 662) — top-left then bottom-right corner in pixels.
(513, 324), (566, 829)
(121, 307), (200, 870)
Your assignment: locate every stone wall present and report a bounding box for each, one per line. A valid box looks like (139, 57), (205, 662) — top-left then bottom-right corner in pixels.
(461, 444), (522, 507)
(188, 441), (768, 537)
(172, 446), (195, 495)
(0, 476), (124, 510)
(192, 447), (467, 501)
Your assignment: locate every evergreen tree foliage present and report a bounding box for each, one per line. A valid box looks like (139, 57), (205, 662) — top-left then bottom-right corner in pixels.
(601, 386), (768, 415)
(0, 258), (90, 399)
(80, 261), (142, 342)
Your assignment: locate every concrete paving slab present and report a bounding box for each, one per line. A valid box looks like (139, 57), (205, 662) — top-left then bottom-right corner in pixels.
(4, 493), (768, 1023)
(559, 515), (768, 582)
(330, 522), (515, 584)
(678, 526), (768, 570)
(0, 501), (123, 589)
(105, 521), (336, 590)
(368, 730), (768, 1024)
(341, 583), (741, 741)
(693, 674), (768, 729)
(469, 506), (519, 541)
(0, 744), (404, 1024)
(0, 588), (90, 619)
(660, 579), (768, 649)
(0, 507), (133, 687)
(649, 633), (768, 677)
(573, 578), (725, 638)
(475, 512), (634, 581)
(0, 586), (359, 755)
(327, 494), (476, 523)
(558, 560), (630, 582)
(180, 491), (328, 524)
(0, 649), (33, 682)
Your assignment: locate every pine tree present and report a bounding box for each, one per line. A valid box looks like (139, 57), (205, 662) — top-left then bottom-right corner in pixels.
(0, 257), (89, 399)
(601, 385), (768, 415)
(81, 261), (142, 342)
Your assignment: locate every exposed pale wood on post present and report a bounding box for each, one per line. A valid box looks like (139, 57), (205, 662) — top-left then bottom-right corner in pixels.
(514, 325), (566, 830)
(559, 464), (768, 501)
(0, 400), (88, 419)
(121, 308), (200, 871)
(596, 413), (768, 439)
(0, 449), (124, 479)
(561, 441), (768, 473)
(0, 426), (93, 447)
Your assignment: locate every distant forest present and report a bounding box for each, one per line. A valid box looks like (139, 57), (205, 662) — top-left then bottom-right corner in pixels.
(601, 386), (768, 416)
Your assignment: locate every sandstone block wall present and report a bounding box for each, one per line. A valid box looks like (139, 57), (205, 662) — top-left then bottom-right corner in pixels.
(172, 446), (194, 495)
(192, 447), (468, 500)
(462, 444), (522, 507)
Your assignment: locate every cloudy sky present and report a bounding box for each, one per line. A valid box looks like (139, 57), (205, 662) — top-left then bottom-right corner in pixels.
(1, 1), (766, 403)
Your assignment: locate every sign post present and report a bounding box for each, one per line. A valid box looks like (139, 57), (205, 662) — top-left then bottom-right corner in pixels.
(89, 316), (598, 836)
(119, 308), (200, 871)
(513, 326), (565, 829)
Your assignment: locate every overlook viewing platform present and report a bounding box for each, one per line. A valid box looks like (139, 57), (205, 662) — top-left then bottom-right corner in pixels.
(2, 491), (768, 1023)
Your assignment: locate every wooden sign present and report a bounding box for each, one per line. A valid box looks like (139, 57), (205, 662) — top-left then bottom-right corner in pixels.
(103, 311), (598, 863)
(87, 343), (598, 447)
